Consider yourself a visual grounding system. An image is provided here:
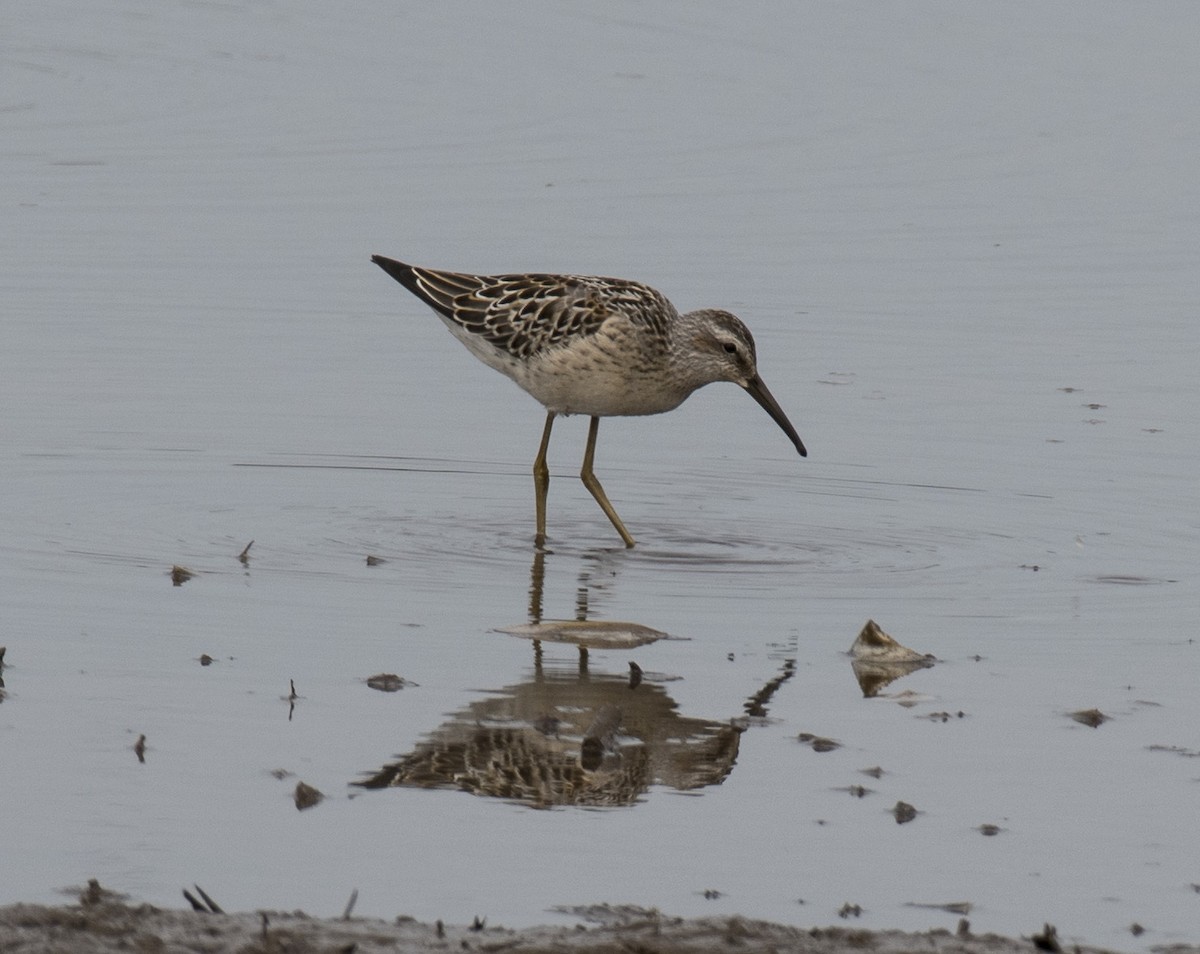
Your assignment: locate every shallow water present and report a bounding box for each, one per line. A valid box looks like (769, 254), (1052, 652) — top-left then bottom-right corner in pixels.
(3, 2), (1198, 950)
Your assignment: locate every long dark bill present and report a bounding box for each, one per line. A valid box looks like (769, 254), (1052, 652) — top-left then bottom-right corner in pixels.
(744, 375), (807, 457)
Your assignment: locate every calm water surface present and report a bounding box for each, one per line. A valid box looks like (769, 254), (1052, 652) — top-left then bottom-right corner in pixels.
(3, 3), (1198, 950)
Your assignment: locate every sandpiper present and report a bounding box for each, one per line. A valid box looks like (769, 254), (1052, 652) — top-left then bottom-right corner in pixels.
(372, 256), (806, 548)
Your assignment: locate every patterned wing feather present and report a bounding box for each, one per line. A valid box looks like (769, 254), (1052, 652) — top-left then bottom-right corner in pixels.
(373, 257), (673, 359)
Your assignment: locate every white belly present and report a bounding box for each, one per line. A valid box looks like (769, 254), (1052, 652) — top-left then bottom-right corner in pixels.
(445, 320), (689, 417)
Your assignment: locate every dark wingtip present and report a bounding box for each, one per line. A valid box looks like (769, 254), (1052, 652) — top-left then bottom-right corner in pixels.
(371, 254), (407, 277)
(371, 255), (424, 296)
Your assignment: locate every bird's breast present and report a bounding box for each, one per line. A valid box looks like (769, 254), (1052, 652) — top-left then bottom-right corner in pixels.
(516, 336), (691, 417)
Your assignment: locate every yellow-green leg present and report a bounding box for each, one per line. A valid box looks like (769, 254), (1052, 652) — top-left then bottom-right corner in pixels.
(533, 412), (554, 548)
(580, 416), (636, 548)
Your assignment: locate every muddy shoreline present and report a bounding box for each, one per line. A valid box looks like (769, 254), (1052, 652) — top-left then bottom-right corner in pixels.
(1, 899), (1170, 954)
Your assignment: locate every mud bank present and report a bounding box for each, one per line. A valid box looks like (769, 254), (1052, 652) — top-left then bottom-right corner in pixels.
(1, 900), (1177, 954)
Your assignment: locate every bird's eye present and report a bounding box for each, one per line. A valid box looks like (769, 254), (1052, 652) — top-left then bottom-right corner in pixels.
(723, 342), (738, 355)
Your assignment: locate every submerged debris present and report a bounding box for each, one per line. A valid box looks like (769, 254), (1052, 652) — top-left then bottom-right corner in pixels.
(293, 782), (324, 811)
(849, 619), (933, 663)
(366, 673), (413, 692)
(1069, 708), (1109, 728)
(906, 901), (972, 916)
(499, 619), (674, 649)
(892, 801), (918, 824)
(1146, 743), (1200, 757)
(797, 732), (841, 753)
(848, 620), (935, 697)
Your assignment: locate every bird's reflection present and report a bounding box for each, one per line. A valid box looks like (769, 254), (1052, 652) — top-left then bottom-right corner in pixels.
(355, 548), (794, 808)
(527, 545), (625, 625)
(524, 546), (643, 672)
(354, 665), (741, 807)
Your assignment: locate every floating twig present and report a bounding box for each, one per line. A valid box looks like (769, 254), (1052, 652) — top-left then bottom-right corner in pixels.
(81, 879), (103, 906)
(181, 886), (221, 913)
(193, 884), (222, 913)
(1031, 923), (1062, 953)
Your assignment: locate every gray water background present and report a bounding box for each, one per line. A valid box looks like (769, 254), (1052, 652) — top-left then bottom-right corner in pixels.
(3, 3), (1198, 949)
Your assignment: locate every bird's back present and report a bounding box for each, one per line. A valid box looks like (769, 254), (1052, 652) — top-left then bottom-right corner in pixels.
(371, 256), (675, 359)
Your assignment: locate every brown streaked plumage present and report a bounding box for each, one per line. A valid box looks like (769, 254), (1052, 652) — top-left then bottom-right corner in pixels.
(372, 255), (806, 547)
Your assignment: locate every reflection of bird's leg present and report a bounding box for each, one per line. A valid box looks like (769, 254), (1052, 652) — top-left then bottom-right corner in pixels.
(533, 412), (554, 548)
(580, 416), (636, 549)
(528, 547), (546, 622)
(575, 575), (589, 621)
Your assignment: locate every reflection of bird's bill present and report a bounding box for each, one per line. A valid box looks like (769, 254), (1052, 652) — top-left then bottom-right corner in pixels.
(744, 375), (807, 457)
